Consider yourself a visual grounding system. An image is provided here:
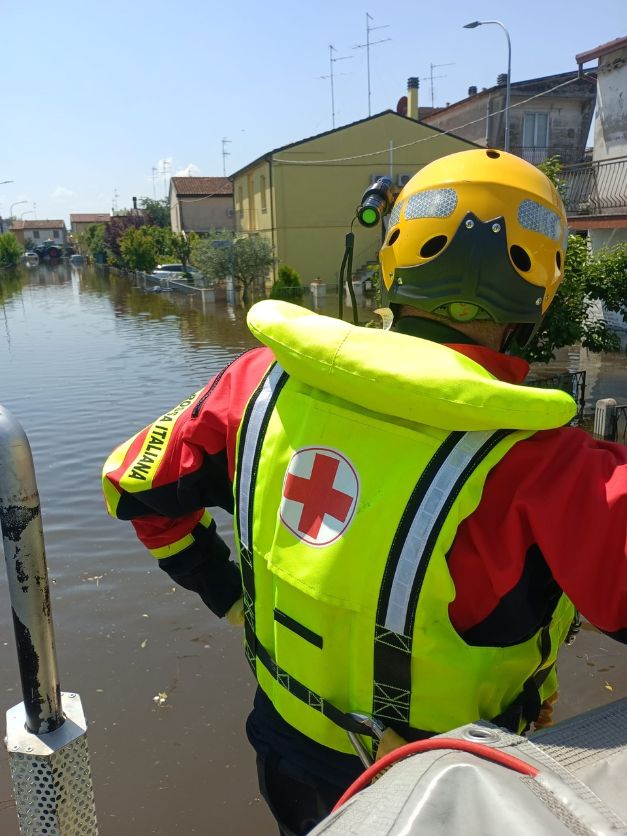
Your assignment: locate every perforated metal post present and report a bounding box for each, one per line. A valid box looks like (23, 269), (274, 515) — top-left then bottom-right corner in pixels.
(594, 398), (617, 440)
(1, 404), (98, 834)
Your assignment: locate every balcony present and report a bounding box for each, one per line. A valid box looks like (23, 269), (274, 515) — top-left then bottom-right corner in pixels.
(509, 146), (582, 166)
(561, 156), (627, 216)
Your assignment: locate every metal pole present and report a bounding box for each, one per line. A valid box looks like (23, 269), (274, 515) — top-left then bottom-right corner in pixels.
(1, 404), (98, 834)
(463, 20), (511, 152)
(0, 405), (63, 734)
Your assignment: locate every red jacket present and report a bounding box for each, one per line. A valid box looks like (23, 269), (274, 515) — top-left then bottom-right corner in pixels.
(103, 344), (627, 643)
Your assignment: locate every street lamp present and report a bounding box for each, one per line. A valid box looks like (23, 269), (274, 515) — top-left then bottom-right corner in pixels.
(20, 210), (34, 219)
(463, 20), (511, 152)
(10, 200), (27, 219)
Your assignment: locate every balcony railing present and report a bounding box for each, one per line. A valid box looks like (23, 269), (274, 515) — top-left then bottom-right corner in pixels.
(561, 156), (627, 216)
(509, 146), (582, 166)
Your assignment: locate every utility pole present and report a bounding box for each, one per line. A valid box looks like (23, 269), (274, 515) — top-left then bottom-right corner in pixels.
(222, 138), (232, 177)
(353, 13), (391, 117)
(151, 167), (158, 198)
(429, 61), (455, 108)
(112, 188), (119, 214)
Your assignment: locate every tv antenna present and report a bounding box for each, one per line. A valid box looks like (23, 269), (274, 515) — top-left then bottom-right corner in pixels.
(222, 138), (232, 177)
(428, 61), (455, 108)
(161, 160), (171, 198)
(319, 44), (353, 129)
(353, 12), (391, 117)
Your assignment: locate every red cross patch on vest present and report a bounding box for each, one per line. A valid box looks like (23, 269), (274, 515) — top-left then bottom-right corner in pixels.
(279, 447), (360, 547)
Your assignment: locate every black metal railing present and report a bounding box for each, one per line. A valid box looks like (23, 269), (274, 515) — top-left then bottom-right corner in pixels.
(529, 370), (587, 422)
(561, 155), (627, 216)
(614, 405), (627, 444)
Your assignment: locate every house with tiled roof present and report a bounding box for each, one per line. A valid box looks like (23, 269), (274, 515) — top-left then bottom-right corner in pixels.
(169, 176), (234, 233)
(10, 219), (67, 248)
(231, 100), (474, 285)
(421, 70), (596, 166)
(70, 213), (111, 238)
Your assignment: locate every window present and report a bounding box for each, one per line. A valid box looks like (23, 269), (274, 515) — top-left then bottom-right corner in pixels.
(260, 175), (267, 214)
(522, 112), (549, 148)
(53, 230), (60, 238)
(33, 230), (40, 239)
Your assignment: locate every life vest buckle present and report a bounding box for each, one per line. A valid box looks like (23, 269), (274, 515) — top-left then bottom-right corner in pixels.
(346, 712), (386, 767)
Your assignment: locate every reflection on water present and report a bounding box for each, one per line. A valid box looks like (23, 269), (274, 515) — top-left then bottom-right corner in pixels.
(0, 264), (626, 835)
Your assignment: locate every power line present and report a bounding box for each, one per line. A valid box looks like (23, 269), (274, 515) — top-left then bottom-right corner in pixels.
(274, 73), (591, 165)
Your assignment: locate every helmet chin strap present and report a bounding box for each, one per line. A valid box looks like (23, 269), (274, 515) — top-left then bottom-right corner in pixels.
(501, 322), (538, 354)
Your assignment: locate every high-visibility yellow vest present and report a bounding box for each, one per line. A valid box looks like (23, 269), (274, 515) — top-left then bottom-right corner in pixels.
(234, 301), (577, 755)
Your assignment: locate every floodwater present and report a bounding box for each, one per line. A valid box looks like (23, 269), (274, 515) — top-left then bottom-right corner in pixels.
(0, 264), (626, 835)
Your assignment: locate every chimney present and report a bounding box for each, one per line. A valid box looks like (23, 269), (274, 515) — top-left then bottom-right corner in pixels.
(468, 85), (478, 96)
(497, 73), (508, 86)
(407, 77), (419, 120)
(132, 196), (138, 211)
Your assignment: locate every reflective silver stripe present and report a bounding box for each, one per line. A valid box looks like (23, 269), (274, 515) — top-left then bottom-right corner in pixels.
(384, 430), (497, 633)
(238, 363), (285, 551)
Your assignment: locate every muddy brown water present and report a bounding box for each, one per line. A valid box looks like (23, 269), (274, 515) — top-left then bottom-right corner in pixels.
(1, 264), (626, 835)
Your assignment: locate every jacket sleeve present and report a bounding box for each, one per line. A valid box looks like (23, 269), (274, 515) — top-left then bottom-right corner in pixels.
(450, 426), (627, 643)
(101, 346), (274, 617)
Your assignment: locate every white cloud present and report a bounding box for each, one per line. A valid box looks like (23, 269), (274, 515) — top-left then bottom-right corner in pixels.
(174, 163), (201, 177)
(51, 186), (76, 200)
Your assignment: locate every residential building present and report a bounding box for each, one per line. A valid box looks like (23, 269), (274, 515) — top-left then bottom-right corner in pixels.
(70, 213), (111, 238)
(231, 97), (475, 286)
(562, 37), (627, 251)
(9, 219), (67, 248)
(422, 71), (596, 165)
(169, 177), (234, 233)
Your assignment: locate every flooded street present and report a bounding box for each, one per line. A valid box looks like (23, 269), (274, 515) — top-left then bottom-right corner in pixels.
(1, 263), (626, 835)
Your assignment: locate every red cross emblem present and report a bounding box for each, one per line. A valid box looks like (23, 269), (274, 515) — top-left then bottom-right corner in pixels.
(280, 447), (359, 547)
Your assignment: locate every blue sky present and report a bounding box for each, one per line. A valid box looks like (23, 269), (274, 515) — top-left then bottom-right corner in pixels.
(1, 0), (624, 223)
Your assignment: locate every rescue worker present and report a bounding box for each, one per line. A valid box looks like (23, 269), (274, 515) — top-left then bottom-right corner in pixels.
(102, 149), (627, 836)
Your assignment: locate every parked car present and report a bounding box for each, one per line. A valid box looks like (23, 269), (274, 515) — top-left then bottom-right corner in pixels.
(151, 263), (204, 284)
(20, 251), (39, 267)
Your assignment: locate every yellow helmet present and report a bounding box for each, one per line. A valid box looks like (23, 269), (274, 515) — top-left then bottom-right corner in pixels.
(380, 149), (568, 336)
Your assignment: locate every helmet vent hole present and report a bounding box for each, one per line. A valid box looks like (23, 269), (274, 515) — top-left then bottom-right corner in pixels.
(556, 250), (562, 269)
(510, 245), (531, 272)
(486, 150), (500, 159)
(420, 235), (448, 258)
(387, 229), (400, 246)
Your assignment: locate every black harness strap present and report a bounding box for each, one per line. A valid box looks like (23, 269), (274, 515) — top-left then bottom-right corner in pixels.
(373, 429), (513, 739)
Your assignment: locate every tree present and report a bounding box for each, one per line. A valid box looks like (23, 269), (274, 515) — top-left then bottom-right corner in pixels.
(170, 231), (197, 271)
(139, 197), (170, 228)
(104, 215), (145, 267)
(270, 264), (304, 300)
(522, 158), (626, 362)
(78, 223), (108, 263)
(0, 232), (21, 267)
(119, 227), (158, 273)
(193, 233), (274, 304)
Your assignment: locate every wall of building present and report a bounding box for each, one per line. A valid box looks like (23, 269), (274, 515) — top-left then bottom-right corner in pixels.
(235, 113), (474, 286)
(171, 195), (234, 233)
(425, 78), (595, 164)
(22, 227), (66, 244)
(593, 46), (627, 160)
(424, 94), (496, 146)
